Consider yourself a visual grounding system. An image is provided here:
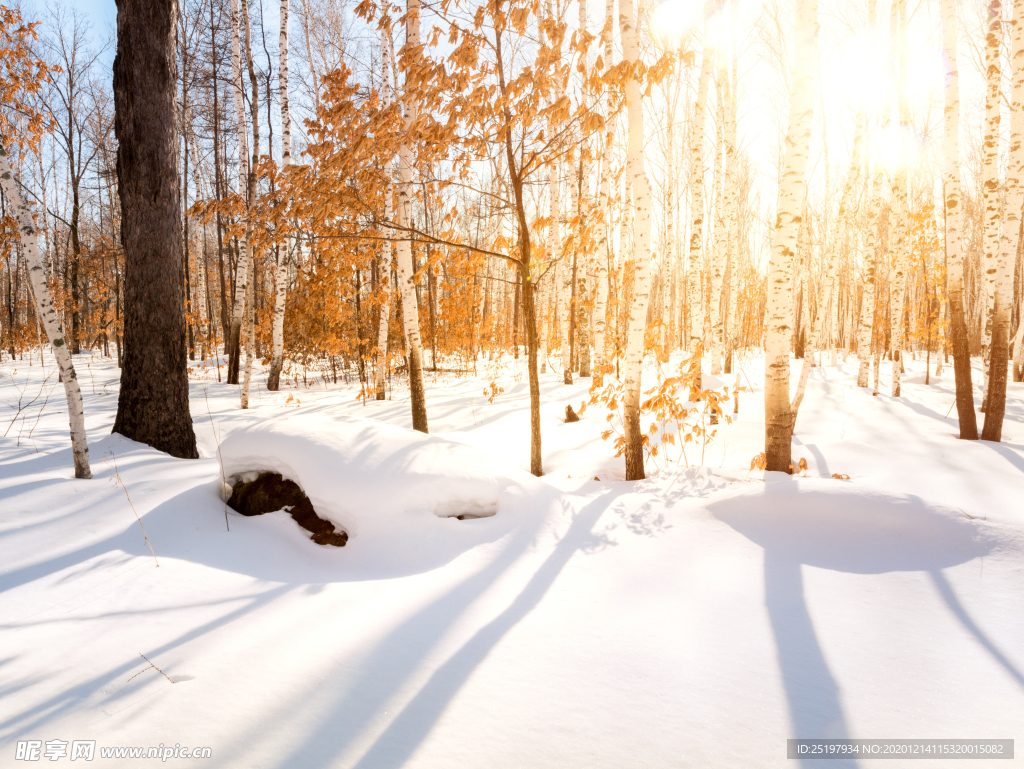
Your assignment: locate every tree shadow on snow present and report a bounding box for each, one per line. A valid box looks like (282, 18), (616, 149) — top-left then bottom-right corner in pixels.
(0, 584), (294, 741)
(709, 476), (999, 768)
(215, 487), (630, 769)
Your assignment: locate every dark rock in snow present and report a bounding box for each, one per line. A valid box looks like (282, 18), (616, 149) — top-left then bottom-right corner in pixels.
(228, 472), (348, 547)
(565, 404), (580, 423)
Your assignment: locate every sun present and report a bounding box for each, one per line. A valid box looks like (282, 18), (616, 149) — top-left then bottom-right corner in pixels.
(651, 0), (704, 47)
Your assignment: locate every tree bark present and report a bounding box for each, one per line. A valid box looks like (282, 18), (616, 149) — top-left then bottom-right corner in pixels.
(591, 0), (615, 384)
(889, 0), (910, 398)
(763, 0), (817, 473)
(709, 87), (727, 376)
(267, 0), (291, 392)
(619, 0), (655, 481)
(980, 0), (1002, 410)
(396, 0), (428, 432)
(983, 0), (1023, 441)
(0, 142), (92, 477)
(941, 0), (979, 439)
(687, 21), (713, 389)
(226, 0), (250, 385)
(112, 0), (197, 459)
(857, 177), (882, 387)
(239, 0), (260, 409)
(375, 22), (398, 400)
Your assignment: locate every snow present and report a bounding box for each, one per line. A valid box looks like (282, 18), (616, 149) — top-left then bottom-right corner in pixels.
(218, 414), (551, 574)
(1, 351), (1023, 767)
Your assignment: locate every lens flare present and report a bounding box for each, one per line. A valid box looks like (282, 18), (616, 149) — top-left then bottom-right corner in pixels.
(873, 123), (922, 173)
(827, 30), (892, 114)
(651, 0), (703, 46)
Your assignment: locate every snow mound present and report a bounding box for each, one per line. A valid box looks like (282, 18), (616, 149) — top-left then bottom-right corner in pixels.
(218, 413), (543, 551)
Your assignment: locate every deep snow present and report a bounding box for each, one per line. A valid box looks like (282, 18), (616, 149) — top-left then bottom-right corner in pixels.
(0, 349), (1022, 767)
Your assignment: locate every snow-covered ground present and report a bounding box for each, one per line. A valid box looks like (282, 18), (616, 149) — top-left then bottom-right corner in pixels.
(1, 349), (1022, 767)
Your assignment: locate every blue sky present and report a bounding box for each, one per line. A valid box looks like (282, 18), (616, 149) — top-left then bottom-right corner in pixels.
(65, 0), (115, 32)
(27, 0), (117, 66)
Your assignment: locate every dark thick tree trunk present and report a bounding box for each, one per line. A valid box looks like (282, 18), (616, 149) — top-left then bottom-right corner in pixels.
(982, 310), (1009, 441)
(112, 0), (198, 459)
(949, 301), (978, 439)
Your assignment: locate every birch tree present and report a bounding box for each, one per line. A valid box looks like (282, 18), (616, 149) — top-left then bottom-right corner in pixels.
(687, 7), (714, 385)
(982, 0), (1024, 440)
(978, 0), (1003, 415)
(763, 0), (817, 473)
(591, 0), (616, 384)
(979, 0), (1002, 412)
(395, 0), (428, 432)
(267, 0), (292, 392)
(226, 0), (250, 385)
(0, 141), (91, 477)
(239, 0), (260, 409)
(889, 0), (909, 398)
(374, 21), (398, 400)
(619, 0), (655, 480)
(709, 84), (727, 375)
(940, 0), (978, 439)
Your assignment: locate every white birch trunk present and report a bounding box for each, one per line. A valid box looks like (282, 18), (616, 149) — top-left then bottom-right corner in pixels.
(240, 0), (258, 408)
(395, 0), (428, 431)
(267, 0), (292, 392)
(0, 143), (91, 478)
(763, 0), (817, 472)
(619, 0), (655, 480)
(980, 0), (1002, 409)
(374, 22), (397, 399)
(709, 87), (726, 376)
(591, 0), (614, 382)
(724, 58), (739, 366)
(229, 0), (250, 370)
(688, 36), (713, 378)
(982, 0), (1023, 439)
(888, 0), (911, 397)
(857, 183), (881, 389)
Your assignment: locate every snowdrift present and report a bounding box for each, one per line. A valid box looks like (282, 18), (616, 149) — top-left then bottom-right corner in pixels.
(219, 413), (548, 558)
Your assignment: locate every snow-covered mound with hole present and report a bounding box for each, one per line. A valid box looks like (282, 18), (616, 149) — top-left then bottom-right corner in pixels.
(218, 413), (544, 548)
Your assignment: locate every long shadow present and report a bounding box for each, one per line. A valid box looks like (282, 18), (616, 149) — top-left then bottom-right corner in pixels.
(929, 570), (1024, 689)
(977, 440), (1024, 476)
(758, 477), (858, 769)
(348, 488), (621, 769)
(898, 398), (962, 430)
(0, 584), (293, 740)
(764, 550), (855, 767)
(253, 486), (625, 769)
(711, 479), (997, 768)
(796, 439), (831, 477)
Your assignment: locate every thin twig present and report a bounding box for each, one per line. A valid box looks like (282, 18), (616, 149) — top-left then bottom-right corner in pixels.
(127, 652), (175, 684)
(105, 452), (159, 567)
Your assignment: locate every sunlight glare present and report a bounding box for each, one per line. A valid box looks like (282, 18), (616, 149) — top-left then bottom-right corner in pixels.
(827, 29), (944, 116)
(651, 0), (703, 46)
(828, 30), (892, 115)
(873, 123), (922, 173)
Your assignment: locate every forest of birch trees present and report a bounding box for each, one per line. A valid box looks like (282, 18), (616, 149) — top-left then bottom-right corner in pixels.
(2, 0), (1024, 478)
